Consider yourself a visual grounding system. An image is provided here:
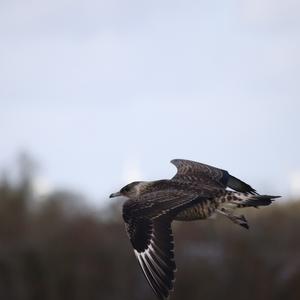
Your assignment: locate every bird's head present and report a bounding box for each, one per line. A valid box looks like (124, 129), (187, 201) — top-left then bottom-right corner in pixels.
(110, 181), (144, 199)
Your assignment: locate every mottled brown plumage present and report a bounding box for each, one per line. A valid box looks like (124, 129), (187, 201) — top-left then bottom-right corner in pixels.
(110, 159), (280, 300)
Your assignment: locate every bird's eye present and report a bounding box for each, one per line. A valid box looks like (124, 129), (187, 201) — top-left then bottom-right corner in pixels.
(122, 186), (130, 192)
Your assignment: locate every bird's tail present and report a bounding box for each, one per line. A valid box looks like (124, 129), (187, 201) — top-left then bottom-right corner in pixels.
(231, 192), (281, 208)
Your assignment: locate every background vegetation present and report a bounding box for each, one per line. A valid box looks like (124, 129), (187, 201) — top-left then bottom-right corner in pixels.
(0, 160), (299, 300)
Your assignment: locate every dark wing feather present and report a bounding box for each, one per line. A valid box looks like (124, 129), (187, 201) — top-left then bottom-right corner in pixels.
(124, 216), (175, 300)
(171, 159), (256, 194)
(122, 190), (205, 299)
(123, 189), (202, 220)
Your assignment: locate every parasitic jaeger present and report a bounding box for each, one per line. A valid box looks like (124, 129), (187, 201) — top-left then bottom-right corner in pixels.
(110, 159), (280, 299)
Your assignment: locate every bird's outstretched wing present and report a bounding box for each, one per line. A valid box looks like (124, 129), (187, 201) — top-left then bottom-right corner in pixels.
(124, 216), (175, 300)
(171, 159), (256, 194)
(122, 190), (204, 299)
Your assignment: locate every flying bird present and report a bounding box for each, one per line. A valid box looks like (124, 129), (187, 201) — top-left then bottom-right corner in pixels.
(110, 159), (280, 299)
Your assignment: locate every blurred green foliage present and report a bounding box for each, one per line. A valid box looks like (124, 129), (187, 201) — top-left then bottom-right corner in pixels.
(0, 161), (299, 300)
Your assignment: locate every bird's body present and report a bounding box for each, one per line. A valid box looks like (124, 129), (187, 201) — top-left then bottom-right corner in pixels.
(110, 159), (280, 300)
(123, 179), (221, 221)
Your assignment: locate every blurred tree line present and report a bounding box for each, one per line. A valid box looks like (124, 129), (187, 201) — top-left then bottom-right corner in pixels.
(0, 156), (299, 300)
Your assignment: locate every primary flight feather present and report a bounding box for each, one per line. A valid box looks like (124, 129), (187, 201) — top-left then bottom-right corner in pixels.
(110, 159), (280, 299)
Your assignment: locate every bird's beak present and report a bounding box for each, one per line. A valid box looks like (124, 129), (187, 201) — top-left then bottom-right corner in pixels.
(109, 192), (122, 198)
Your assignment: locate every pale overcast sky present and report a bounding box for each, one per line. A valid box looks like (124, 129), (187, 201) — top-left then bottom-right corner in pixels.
(1, 0), (300, 205)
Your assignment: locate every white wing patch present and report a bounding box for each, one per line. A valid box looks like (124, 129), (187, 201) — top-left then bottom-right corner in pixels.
(134, 232), (176, 299)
